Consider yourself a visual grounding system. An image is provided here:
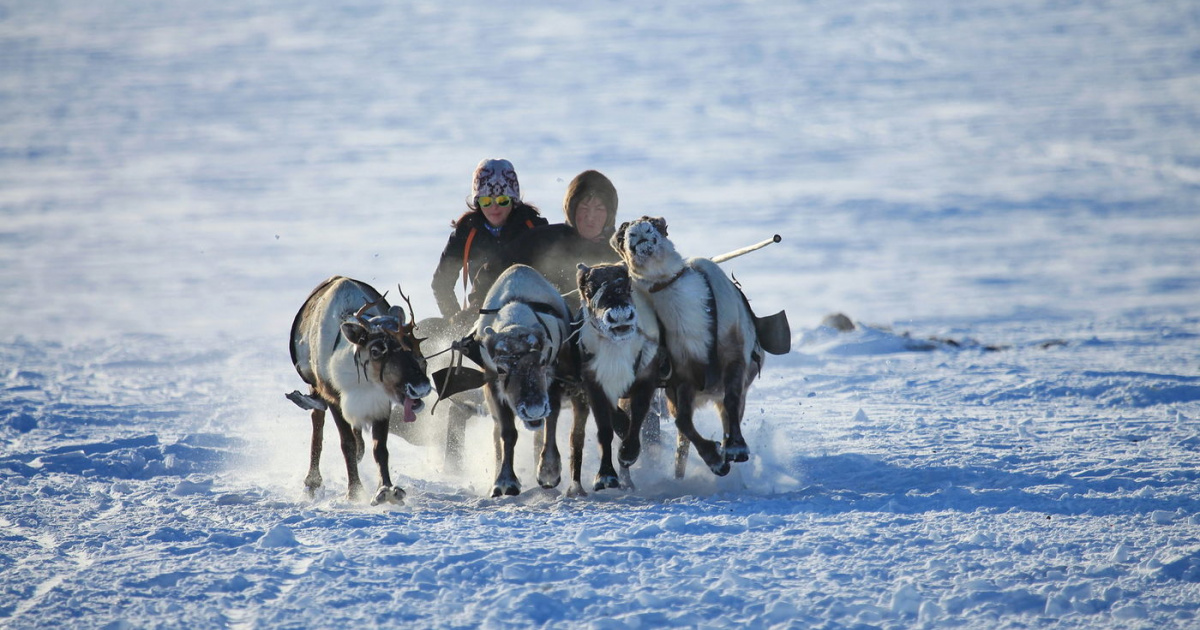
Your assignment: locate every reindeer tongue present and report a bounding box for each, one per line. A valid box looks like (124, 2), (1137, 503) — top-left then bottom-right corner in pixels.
(402, 397), (416, 423)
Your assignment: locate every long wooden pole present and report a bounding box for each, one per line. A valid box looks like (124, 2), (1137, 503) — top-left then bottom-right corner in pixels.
(711, 234), (782, 264)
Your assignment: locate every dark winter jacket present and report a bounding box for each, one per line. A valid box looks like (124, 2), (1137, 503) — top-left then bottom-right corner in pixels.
(509, 170), (621, 310)
(431, 204), (547, 322)
(510, 224), (620, 310)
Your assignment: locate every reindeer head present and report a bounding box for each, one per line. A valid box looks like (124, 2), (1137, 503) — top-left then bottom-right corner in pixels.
(340, 289), (432, 422)
(612, 216), (672, 269)
(481, 324), (554, 429)
(577, 263), (638, 341)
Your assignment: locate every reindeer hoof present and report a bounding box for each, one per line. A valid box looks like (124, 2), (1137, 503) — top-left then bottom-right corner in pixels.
(371, 486), (405, 506)
(491, 478), (521, 497)
(304, 473), (323, 497)
(593, 473), (620, 492)
(724, 438), (750, 463)
(618, 438), (643, 469)
(618, 466), (636, 491)
(566, 482), (588, 498)
(537, 462), (562, 489)
(696, 439), (729, 476)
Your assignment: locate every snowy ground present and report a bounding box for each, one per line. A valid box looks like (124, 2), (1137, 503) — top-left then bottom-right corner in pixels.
(3, 1), (1200, 628)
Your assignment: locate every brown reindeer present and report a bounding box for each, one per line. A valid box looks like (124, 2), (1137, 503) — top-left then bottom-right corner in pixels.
(571, 262), (665, 495)
(287, 276), (431, 504)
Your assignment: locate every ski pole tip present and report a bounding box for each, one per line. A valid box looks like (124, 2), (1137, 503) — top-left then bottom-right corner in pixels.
(772, 234), (782, 243)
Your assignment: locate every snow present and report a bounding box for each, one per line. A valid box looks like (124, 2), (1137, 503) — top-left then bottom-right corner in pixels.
(2, 0), (1199, 628)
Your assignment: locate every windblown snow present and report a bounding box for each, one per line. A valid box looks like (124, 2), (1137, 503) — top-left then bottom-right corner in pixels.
(2, 1), (1199, 628)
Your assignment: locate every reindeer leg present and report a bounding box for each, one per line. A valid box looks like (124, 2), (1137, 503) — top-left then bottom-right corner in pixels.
(618, 379), (655, 470)
(444, 398), (470, 475)
(304, 406), (325, 496)
(532, 420), (546, 468)
(567, 391), (589, 497)
(585, 383), (619, 492)
(644, 388), (666, 446)
(369, 419), (404, 505)
(354, 428), (366, 463)
(675, 430), (691, 479)
(329, 405), (364, 500)
(719, 358), (750, 463)
(668, 388), (688, 479)
(670, 382), (729, 477)
(537, 385), (563, 489)
(487, 384), (520, 497)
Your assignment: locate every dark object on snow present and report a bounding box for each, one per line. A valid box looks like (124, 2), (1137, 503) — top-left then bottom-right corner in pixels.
(822, 313), (856, 332)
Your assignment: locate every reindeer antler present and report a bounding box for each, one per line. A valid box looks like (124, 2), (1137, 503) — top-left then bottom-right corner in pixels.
(396, 283), (418, 325)
(390, 283), (426, 355)
(354, 293), (390, 327)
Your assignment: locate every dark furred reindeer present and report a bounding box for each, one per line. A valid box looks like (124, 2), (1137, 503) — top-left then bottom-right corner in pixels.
(571, 262), (664, 496)
(287, 276), (431, 505)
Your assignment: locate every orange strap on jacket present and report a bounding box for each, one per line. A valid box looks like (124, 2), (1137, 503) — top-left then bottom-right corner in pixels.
(460, 220), (535, 307)
(461, 228), (478, 308)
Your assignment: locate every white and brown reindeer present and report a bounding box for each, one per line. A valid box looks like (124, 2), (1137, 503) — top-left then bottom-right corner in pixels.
(612, 216), (782, 477)
(287, 276), (431, 505)
(570, 262), (664, 496)
(468, 264), (574, 497)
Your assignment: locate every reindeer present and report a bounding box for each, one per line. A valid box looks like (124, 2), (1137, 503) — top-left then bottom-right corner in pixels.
(287, 276), (431, 505)
(467, 265), (574, 497)
(570, 262), (664, 496)
(612, 217), (767, 478)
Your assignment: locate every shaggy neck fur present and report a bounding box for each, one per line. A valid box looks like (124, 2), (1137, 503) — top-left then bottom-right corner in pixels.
(627, 242), (712, 368)
(579, 297), (658, 406)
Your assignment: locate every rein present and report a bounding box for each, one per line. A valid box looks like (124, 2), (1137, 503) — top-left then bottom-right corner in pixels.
(646, 266), (689, 294)
(478, 300), (564, 345)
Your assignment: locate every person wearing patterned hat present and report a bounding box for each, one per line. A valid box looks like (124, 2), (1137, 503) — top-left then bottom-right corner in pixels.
(430, 158), (547, 332)
(415, 159), (547, 474)
(509, 169), (621, 310)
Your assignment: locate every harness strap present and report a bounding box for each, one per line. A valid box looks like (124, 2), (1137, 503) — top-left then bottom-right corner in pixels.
(478, 300), (565, 359)
(702, 269), (721, 391)
(647, 266), (689, 294)
(461, 228), (478, 309)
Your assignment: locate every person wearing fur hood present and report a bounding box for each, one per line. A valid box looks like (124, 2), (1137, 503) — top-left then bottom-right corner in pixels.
(510, 169), (621, 306)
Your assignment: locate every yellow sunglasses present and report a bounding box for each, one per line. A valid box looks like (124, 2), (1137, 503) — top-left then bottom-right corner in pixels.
(477, 195), (512, 208)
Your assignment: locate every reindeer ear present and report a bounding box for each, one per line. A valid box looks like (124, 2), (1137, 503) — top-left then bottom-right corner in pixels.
(388, 304), (406, 326)
(650, 216), (668, 236)
(340, 321), (369, 347)
(576, 263), (591, 288)
(610, 223), (629, 255)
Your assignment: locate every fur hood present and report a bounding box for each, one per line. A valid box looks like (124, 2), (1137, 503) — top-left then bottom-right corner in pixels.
(563, 170), (618, 233)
